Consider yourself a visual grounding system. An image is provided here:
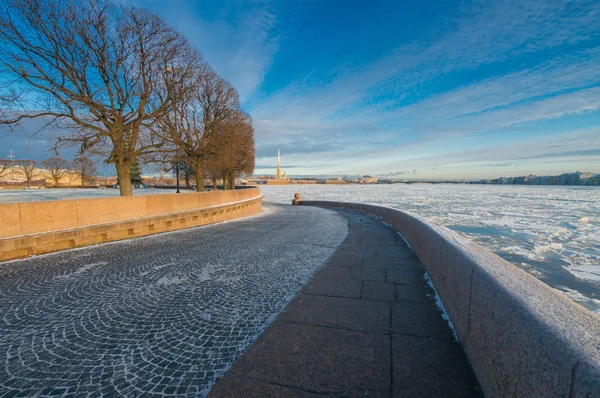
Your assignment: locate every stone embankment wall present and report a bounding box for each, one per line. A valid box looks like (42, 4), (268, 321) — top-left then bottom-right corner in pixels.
(294, 198), (600, 398)
(0, 188), (263, 261)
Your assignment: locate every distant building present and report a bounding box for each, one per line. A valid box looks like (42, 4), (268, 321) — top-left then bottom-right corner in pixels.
(1, 164), (27, 182)
(0, 159), (86, 186)
(359, 175), (378, 184)
(559, 172), (580, 185)
(583, 174), (600, 185)
(547, 175), (560, 185)
(524, 174), (536, 184)
(289, 179), (317, 184)
(479, 170), (599, 186)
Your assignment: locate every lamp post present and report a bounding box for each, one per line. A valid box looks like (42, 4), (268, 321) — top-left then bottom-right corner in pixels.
(175, 162), (180, 193)
(166, 65), (180, 194)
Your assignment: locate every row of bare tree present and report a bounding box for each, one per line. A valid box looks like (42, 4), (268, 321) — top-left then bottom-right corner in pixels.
(0, 0), (255, 196)
(0, 157), (97, 186)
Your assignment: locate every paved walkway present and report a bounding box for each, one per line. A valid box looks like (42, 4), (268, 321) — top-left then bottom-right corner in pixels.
(0, 204), (348, 397)
(210, 209), (482, 397)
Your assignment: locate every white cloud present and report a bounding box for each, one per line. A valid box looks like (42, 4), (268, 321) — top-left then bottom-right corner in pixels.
(388, 47), (600, 122)
(133, 0), (279, 102)
(398, 86), (600, 140)
(132, 0), (600, 177)
(252, 0), (600, 121)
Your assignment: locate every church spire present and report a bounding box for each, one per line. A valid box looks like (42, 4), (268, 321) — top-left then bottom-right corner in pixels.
(276, 148), (282, 180)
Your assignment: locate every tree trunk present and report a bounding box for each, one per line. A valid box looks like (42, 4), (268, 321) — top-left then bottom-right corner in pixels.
(228, 171), (235, 190)
(222, 170), (229, 190)
(195, 173), (204, 192)
(193, 162), (204, 192)
(212, 179), (217, 190)
(114, 161), (133, 196)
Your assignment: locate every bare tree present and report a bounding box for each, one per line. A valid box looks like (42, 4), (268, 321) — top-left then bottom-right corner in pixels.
(18, 160), (38, 186)
(71, 156), (97, 185)
(42, 157), (70, 185)
(203, 110), (254, 190)
(236, 116), (255, 180)
(0, 0), (201, 196)
(181, 162), (195, 187)
(206, 170), (220, 190)
(154, 69), (240, 191)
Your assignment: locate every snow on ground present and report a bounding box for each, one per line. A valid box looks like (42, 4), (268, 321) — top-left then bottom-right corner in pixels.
(259, 184), (600, 315)
(0, 187), (193, 203)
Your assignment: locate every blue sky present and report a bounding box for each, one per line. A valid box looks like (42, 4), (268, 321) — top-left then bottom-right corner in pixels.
(3, 0), (600, 179)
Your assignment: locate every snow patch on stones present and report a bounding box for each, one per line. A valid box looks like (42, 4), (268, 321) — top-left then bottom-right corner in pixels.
(423, 271), (459, 342)
(156, 275), (185, 286)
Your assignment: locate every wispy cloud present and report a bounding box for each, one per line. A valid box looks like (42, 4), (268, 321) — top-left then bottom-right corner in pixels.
(478, 163), (518, 168)
(378, 170), (418, 177)
(254, 163), (338, 170)
(244, 0), (600, 176)
(421, 128), (600, 168)
(386, 47), (600, 123)
(133, 0), (280, 101)
(252, 0), (600, 119)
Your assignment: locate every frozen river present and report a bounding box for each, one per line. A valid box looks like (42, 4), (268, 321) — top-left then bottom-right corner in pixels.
(259, 184), (600, 315)
(1, 185), (598, 315)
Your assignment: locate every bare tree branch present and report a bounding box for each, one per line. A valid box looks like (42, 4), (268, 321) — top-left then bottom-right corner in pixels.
(71, 156), (98, 185)
(41, 157), (70, 185)
(152, 67), (248, 191)
(0, 159), (13, 179)
(0, 0), (201, 195)
(16, 159), (38, 186)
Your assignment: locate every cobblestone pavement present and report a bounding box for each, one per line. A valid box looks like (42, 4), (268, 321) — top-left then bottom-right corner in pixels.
(210, 209), (482, 397)
(0, 203), (348, 397)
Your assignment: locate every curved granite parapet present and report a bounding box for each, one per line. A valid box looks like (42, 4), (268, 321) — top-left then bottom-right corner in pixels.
(0, 188), (263, 261)
(294, 199), (600, 398)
